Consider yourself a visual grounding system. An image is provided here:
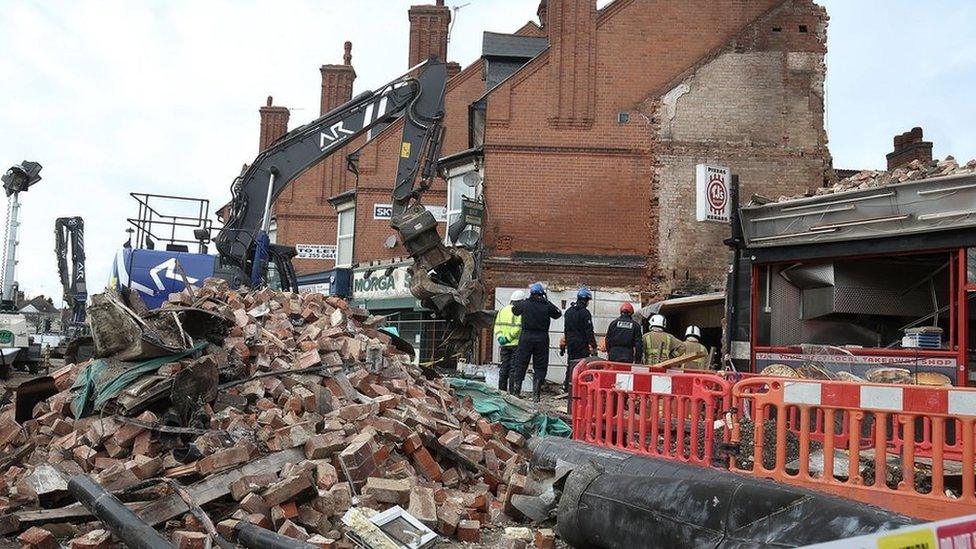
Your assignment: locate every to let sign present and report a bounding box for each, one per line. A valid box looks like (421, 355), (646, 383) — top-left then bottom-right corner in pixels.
(295, 244), (336, 260)
(696, 164), (731, 223)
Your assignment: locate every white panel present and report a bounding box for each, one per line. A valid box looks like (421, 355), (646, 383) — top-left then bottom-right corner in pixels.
(633, 366), (650, 374)
(651, 375), (672, 394)
(592, 317), (612, 334)
(860, 386), (903, 411)
(783, 382), (821, 405)
(949, 391), (976, 416)
(615, 373), (634, 391)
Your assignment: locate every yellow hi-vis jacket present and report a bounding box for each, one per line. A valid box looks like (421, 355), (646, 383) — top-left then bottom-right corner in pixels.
(642, 328), (681, 364)
(682, 340), (708, 369)
(493, 305), (522, 347)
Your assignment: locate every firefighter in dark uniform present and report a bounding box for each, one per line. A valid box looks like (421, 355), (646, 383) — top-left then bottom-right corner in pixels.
(512, 282), (562, 401)
(605, 302), (643, 363)
(562, 287), (597, 392)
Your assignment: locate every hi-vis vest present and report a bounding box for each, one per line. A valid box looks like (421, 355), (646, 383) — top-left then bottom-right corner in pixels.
(494, 305), (522, 347)
(643, 329), (678, 364)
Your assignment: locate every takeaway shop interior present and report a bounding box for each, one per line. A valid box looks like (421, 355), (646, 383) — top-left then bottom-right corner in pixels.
(749, 249), (976, 385)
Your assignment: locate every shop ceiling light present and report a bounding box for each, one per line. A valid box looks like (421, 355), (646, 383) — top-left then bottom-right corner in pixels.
(779, 191), (896, 212)
(749, 227), (838, 243)
(810, 214), (909, 231)
(917, 209), (976, 221)
(917, 182), (976, 196)
(751, 204), (855, 223)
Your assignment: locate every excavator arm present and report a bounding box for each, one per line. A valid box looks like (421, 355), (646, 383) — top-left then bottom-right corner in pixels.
(214, 58), (490, 343)
(54, 216), (87, 325)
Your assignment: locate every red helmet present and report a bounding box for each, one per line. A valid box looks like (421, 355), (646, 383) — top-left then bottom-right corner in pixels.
(620, 302), (634, 314)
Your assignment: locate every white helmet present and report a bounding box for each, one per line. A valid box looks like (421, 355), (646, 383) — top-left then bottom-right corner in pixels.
(685, 325), (701, 341)
(510, 290), (526, 303)
(650, 314), (666, 329)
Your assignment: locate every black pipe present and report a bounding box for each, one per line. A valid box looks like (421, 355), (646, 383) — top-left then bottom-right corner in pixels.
(236, 522), (319, 549)
(67, 475), (173, 549)
(723, 173), (742, 364)
(529, 438), (920, 549)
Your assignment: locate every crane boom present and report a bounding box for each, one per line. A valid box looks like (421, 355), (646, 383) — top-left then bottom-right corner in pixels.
(214, 59), (448, 288)
(55, 216), (87, 325)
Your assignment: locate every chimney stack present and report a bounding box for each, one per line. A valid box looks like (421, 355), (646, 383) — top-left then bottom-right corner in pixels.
(537, 0), (549, 31)
(887, 127), (933, 169)
(547, 0), (597, 128)
(408, 1), (451, 68)
(446, 61), (461, 79)
(319, 41), (357, 116)
(259, 96), (289, 152)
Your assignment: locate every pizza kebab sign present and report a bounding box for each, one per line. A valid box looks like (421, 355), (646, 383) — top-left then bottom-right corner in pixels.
(696, 164), (731, 223)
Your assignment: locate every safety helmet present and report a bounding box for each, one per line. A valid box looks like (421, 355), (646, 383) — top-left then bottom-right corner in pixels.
(685, 325), (702, 340)
(650, 314), (666, 329)
(529, 282), (545, 296)
(510, 290), (526, 303)
(619, 302), (634, 315)
(577, 287), (593, 300)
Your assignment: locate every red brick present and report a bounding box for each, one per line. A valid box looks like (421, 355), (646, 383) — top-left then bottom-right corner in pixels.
(411, 447), (442, 482)
(535, 528), (556, 549)
(18, 526), (57, 549)
(69, 529), (112, 549)
(173, 530), (208, 549)
(456, 519), (481, 542)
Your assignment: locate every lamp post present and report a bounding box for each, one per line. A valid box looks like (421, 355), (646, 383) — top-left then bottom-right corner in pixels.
(1, 161), (42, 308)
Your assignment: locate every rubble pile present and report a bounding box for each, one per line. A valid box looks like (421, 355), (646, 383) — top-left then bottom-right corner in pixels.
(779, 156), (976, 202)
(0, 279), (536, 548)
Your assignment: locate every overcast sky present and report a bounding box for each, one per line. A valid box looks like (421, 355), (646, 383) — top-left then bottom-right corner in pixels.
(1, 0), (974, 306)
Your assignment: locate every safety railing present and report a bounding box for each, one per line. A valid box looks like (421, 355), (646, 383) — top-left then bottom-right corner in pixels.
(729, 377), (976, 520)
(572, 367), (734, 467)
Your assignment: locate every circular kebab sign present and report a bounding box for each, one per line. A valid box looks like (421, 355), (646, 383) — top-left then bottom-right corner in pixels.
(707, 173), (728, 215)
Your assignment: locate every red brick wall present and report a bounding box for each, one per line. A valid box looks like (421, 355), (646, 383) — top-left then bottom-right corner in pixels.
(480, 0), (827, 302)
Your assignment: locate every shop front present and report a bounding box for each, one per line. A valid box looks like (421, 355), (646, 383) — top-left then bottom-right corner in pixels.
(729, 174), (976, 385)
(350, 260), (448, 366)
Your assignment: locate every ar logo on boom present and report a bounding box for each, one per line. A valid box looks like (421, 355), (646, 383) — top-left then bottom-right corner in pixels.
(707, 173), (728, 216)
(319, 122), (354, 152)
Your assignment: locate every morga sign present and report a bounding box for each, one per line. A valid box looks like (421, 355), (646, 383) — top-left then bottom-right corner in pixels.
(353, 264), (413, 301)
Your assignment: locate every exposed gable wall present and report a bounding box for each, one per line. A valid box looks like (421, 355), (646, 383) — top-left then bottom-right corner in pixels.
(651, 0), (829, 295)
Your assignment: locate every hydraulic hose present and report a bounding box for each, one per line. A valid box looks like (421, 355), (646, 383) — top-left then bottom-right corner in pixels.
(67, 475), (173, 549)
(529, 437), (920, 549)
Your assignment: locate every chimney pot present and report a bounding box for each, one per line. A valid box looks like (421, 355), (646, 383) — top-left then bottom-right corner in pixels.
(266, 96), (273, 107)
(320, 42), (357, 116)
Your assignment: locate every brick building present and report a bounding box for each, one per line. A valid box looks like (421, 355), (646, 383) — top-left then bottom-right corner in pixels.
(254, 0), (831, 371)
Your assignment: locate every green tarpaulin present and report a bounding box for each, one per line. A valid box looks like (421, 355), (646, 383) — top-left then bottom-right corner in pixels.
(448, 378), (571, 438)
(70, 343), (207, 418)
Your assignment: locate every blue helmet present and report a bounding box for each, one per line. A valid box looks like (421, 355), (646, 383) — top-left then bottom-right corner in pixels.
(577, 287), (592, 300)
(529, 282), (545, 296)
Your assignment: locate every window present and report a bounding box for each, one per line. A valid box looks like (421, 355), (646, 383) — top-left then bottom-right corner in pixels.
(445, 170), (480, 246)
(336, 202), (355, 267)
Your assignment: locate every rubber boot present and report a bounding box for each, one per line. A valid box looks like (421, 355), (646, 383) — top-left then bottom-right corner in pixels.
(533, 379), (542, 403)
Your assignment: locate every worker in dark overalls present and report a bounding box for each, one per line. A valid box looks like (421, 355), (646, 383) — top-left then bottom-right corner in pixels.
(605, 302), (643, 363)
(512, 282), (562, 402)
(563, 287), (597, 392)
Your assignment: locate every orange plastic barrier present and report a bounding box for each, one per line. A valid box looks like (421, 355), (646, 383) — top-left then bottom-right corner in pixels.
(729, 377), (976, 520)
(572, 367), (733, 466)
